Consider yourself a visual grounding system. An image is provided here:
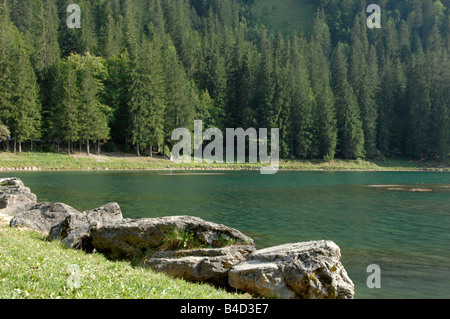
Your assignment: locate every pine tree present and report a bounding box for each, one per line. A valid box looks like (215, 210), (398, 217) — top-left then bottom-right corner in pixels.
(309, 40), (337, 160)
(33, 0), (61, 144)
(33, 0), (61, 76)
(312, 7), (332, 58)
(377, 18), (408, 157)
(405, 44), (431, 159)
(377, 56), (407, 157)
(0, 3), (15, 142)
(59, 57), (81, 154)
(349, 14), (379, 158)
(332, 42), (365, 159)
(0, 3), (41, 153)
(225, 24), (247, 129)
(163, 35), (196, 156)
(104, 52), (132, 148)
(147, 0), (166, 37)
(101, 0), (124, 60)
(272, 33), (292, 158)
(199, 9), (227, 127)
(12, 34), (42, 152)
(67, 52), (110, 155)
(163, 0), (200, 79)
(426, 24), (449, 160)
(289, 35), (314, 159)
(79, 1), (98, 54)
(129, 37), (166, 157)
(254, 29), (275, 130)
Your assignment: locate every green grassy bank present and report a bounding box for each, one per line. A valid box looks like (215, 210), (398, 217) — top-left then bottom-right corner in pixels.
(0, 151), (448, 172)
(0, 224), (249, 299)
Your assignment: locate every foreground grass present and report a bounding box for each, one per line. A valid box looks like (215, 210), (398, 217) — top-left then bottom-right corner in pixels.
(0, 225), (250, 299)
(0, 151), (448, 172)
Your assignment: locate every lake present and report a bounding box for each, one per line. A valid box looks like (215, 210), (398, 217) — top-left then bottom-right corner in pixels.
(1, 170), (449, 299)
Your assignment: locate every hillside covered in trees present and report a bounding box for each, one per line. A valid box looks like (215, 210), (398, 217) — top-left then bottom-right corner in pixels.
(0, 0), (449, 161)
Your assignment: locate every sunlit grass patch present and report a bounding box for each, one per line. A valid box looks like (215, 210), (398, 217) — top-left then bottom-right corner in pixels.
(0, 151), (448, 172)
(0, 225), (250, 299)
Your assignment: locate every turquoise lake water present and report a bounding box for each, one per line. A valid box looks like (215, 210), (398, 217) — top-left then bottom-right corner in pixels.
(2, 170), (449, 299)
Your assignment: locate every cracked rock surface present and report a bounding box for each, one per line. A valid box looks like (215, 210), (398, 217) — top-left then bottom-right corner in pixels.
(228, 241), (355, 299)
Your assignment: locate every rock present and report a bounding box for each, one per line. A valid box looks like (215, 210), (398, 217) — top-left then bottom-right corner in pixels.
(10, 202), (80, 234)
(50, 202), (123, 240)
(141, 245), (256, 288)
(83, 202), (123, 224)
(91, 216), (255, 261)
(60, 221), (101, 251)
(228, 241), (355, 299)
(50, 202), (124, 251)
(0, 178), (37, 215)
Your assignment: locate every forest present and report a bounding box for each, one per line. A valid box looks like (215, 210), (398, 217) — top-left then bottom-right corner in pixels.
(0, 0), (449, 161)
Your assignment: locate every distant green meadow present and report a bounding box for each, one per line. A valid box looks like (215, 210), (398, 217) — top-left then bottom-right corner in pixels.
(0, 152), (448, 172)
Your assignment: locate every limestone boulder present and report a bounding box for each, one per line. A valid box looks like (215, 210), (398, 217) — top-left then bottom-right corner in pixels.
(49, 202), (124, 251)
(142, 245), (256, 288)
(0, 178), (37, 215)
(228, 241), (355, 299)
(10, 202), (80, 234)
(91, 216), (255, 261)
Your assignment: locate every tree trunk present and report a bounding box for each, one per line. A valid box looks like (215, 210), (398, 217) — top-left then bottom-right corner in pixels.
(149, 145), (153, 158)
(79, 141), (82, 154)
(30, 140), (33, 152)
(163, 141), (165, 158)
(97, 140), (100, 155)
(6, 139), (9, 152)
(13, 139), (16, 154)
(136, 143), (140, 157)
(86, 138), (90, 155)
(18, 142), (21, 153)
(68, 140), (71, 155)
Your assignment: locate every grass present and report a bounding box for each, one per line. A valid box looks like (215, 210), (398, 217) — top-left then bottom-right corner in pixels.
(159, 228), (206, 251)
(0, 151), (449, 172)
(0, 225), (251, 299)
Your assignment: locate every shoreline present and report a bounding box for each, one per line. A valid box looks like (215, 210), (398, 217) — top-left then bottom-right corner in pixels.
(0, 164), (448, 173)
(0, 167), (448, 173)
(0, 151), (449, 173)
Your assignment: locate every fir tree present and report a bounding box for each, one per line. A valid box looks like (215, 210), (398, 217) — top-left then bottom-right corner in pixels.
(309, 41), (337, 160)
(129, 37), (166, 157)
(332, 42), (365, 159)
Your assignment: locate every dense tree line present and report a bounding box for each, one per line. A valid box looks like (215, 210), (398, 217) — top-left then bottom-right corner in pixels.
(0, 0), (449, 161)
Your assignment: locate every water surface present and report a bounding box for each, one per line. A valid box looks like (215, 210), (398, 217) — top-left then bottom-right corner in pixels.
(2, 170), (449, 299)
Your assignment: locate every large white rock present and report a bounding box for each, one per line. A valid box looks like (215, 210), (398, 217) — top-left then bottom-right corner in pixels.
(49, 202), (124, 251)
(0, 178), (37, 215)
(142, 245), (256, 288)
(10, 202), (80, 234)
(228, 240), (355, 299)
(91, 216), (255, 261)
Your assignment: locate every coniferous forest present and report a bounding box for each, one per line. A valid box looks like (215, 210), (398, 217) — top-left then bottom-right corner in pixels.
(0, 0), (449, 161)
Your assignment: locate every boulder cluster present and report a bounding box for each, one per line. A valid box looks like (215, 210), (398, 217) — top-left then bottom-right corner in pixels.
(1, 177), (354, 299)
